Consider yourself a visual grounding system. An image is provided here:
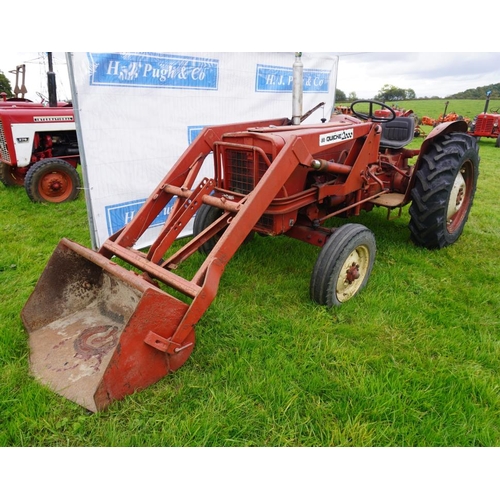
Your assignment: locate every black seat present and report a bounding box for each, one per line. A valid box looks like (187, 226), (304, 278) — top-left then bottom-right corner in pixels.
(379, 117), (415, 149)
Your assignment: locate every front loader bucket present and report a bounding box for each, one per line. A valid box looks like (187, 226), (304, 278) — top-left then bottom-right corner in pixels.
(21, 238), (195, 412)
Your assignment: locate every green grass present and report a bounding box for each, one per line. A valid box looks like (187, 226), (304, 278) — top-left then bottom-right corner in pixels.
(1, 100), (500, 447)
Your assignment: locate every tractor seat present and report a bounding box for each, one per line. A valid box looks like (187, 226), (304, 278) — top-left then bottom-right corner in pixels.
(379, 117), (415, 149)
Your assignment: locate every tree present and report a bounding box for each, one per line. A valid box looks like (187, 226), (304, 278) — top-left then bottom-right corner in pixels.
(448, 83), (500, 99)
(406, 88), (416, 100)
(375, 84), (415, 102)
(375, 84), (406, 101)
(0, 71), (14, 98)
(335, 88), (347, 102)
(348, 91), (358, 101)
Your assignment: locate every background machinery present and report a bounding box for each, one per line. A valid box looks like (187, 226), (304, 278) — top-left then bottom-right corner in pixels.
(0, 54), (80, 202)
(468, 91), (500, 147)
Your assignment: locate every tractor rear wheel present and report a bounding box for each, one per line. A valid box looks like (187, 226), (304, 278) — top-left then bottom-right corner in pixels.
(310, 223), (376, 307)
(24, 158), (81, 203)
(408, 132), (479, 249)
(0, 162), (25, 187)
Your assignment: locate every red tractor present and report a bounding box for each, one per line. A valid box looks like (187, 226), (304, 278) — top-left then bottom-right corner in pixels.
(0, 100), (80, 202)
(468, 91), (500, 147)
(22, 57), (480, 411)
(0, 57), (81, 202)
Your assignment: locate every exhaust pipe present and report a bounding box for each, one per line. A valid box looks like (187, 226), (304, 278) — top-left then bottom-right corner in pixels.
(484, 90), (492, 114)
(292, 52), (303, 125)
(47, 52), (58, 108)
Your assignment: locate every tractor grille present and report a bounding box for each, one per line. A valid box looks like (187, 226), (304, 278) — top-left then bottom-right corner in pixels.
(257, 213), (274, 230)
(0, 120), (11, 163)
(216, 142), (276, 232)
(475, 116), (495, 134)
(225, 148), (271, 195)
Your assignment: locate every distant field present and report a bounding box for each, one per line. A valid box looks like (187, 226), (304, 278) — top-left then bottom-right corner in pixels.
(337, 98), (500, 123)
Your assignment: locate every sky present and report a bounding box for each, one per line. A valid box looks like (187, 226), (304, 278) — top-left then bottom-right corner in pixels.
(1, 51), (499, 103)
(334, 52), (500, 99)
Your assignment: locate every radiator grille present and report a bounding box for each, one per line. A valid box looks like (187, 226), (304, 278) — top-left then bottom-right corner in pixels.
(475, 116), (495, 134)
(0, 121), (11, 163)
(226, 149), (271, 195)
(257, 213), (274, 230)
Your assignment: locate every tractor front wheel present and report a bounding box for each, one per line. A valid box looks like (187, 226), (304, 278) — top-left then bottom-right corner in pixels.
(24, 158), (81, 203)
(409, 132), (479, 249)
(495, 135), (500, 148)
(310, 223), (376, 307)
(193, 204), (225, 255)
(0, 162), (25, 187)
(193, 203), (255, 255)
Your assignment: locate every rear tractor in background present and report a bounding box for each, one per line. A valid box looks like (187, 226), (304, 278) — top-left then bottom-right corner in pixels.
(0, 56), (80, 202)
(468, 91), (500, 147)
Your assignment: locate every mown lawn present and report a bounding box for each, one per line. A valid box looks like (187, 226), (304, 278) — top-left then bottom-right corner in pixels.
(1, 99), (499, 448)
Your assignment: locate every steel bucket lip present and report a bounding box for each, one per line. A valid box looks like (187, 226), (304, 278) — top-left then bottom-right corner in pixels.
(56, 238), (157, 294)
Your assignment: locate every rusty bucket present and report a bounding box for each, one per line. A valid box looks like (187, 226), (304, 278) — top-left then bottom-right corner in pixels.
(21, 238), (195, 412)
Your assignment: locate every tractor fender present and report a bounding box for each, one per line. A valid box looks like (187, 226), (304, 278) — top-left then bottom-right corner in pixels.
(404, 120), (469, 204)
(416, 120), (469, 166)
(421, 120), (468, 150)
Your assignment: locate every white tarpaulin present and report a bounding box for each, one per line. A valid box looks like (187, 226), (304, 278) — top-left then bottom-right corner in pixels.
(66, 52), (338, 249)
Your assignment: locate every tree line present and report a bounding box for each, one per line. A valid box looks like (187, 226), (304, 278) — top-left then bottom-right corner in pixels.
(337, 83), (500, 102)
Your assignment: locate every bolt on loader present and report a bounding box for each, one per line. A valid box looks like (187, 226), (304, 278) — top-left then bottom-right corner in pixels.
(21, 54), (479, 412)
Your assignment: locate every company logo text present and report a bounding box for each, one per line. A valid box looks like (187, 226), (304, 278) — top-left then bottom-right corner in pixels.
(319, 129), (354, 146)
(88, 53), (219, 90)
(256, 65), (330, 93)
(105, 197), (176, 235)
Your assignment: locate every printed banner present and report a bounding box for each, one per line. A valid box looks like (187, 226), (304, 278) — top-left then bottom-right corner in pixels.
(66, 52), (338, 249)
(88, 52), (220, 90)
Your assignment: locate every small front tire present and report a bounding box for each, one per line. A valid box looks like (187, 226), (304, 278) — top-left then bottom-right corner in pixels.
(193, 203), (255, 255)
(310, 224), (376, 307)
(192, 204), (225, 255)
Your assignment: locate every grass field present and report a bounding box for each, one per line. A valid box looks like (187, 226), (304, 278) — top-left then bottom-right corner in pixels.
(1, 99), (499, 448)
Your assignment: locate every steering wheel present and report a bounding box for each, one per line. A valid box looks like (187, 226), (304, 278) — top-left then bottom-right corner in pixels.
(350, 100), (397, 123)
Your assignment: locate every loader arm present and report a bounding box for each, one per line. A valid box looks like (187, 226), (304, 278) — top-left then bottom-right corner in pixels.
(105, 117), (289, 251)
(21, 115), (382, 412)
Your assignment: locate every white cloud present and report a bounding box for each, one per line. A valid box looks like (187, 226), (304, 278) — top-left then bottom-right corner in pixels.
(334, 52), (500, 98)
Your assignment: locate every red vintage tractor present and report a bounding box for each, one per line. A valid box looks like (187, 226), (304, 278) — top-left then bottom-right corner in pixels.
(0, 102), (80, 201)
(21, 55), (479, 412)
(0, 57), (81, 202)
(468, 91), (500, 147)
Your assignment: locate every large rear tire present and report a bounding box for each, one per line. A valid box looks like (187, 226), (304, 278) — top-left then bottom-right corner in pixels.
(408, 132), (479, 249)
(24, 158), (81, 203)
(310, 224), (376, 307)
